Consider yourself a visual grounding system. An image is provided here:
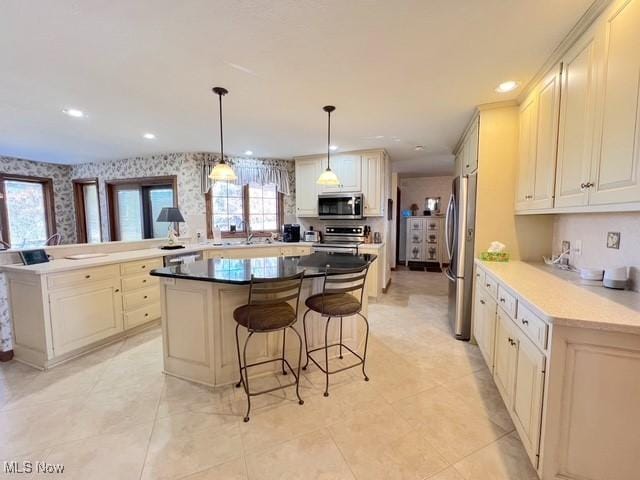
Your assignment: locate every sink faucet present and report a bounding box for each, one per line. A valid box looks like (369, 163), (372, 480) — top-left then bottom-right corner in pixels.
(238, 220), (254, 244)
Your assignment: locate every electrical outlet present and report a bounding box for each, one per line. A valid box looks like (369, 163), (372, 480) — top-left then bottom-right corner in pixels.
(607, 232), (620, 249)
(561, 240), (570, 266)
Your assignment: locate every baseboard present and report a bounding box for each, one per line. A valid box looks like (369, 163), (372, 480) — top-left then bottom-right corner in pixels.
(382, 278), (392, 293)
(0, 349), (14, 362)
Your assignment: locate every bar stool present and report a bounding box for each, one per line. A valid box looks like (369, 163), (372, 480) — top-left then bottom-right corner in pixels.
(233, 271), (306, 422)
(301, 265), (370, 397)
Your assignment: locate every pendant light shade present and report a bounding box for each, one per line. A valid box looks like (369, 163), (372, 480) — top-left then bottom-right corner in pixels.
(317, 105), (341, 186)
(209, 87), (237, 182)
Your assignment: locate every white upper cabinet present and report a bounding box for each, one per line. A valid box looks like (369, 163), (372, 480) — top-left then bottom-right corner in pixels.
(319, 154), (361, 193)
(516, 65), (561, 211)
(361, 151), (384, 216)
(555, 31), (598, 208)
(589, 0), (640, 206)
(295, 157), (321, 216)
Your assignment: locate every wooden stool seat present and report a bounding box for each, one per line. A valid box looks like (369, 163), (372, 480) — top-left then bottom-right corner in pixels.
(233, 303), (296, 331)
(305, 293), (361, 317)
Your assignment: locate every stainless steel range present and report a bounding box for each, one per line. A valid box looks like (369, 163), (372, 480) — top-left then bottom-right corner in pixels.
(312, 225), (365, 255)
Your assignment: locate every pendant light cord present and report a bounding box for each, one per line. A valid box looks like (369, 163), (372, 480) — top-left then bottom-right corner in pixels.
(327, 108), (331, 170)
(218, 92), (224, 164)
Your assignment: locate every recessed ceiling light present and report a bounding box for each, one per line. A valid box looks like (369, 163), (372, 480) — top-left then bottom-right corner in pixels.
(415, 145), (425, 151)
(244, 150), (253, 156)
(375, 135), (384, 139)
(62, 108), (84, 118)
(495, 80), (519, 93)
(329, 145), (338, 151)
(143, 133), (156, 140)
(393, 138), (401, 142)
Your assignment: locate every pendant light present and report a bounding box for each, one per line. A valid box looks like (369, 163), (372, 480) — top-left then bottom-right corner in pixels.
(316, 105), (341, 186)
(209, 87), (237, 182)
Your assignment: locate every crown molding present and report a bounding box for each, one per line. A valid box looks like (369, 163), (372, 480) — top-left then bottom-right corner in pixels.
(516, 0), (613, 103)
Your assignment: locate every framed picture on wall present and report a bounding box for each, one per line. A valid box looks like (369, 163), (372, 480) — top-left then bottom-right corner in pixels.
(425, 197), (441, 214)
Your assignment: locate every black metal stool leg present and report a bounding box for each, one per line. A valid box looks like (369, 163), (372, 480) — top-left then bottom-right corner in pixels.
(281, 328), (287, 375)
(234, 323), (244, 388)
(242, 332), (254, 422)
(339, 316), (343, 359)
(359, 312), (370, 382)
(301, 309), (311, 370)
(289, 326), (305, 406)
(323, 316), (332, 397)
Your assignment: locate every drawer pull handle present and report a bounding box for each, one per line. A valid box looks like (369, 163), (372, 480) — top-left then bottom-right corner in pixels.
(115, 289), (120, 293)
(508, 337), (516, 346)
(143, 295), (148, 299)
(144, 313), (149, 317)
(480, 299), (486, 305)
(521, 319), (529, 326)
(499, 297), (505, 303)
(85, 275), (91, 279)
(143, 279), (147, 283)
(486, 283), (491, 287)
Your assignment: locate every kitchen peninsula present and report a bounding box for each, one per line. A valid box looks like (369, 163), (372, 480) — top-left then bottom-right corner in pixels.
(150, 252), (376, 387)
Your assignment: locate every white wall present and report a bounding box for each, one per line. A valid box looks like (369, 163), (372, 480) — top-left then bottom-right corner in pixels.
(399, 175), (453, 214)
(553, 212), (640, 291)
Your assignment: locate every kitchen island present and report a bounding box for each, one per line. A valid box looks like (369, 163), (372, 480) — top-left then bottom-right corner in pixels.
(150, 252), (376, 387)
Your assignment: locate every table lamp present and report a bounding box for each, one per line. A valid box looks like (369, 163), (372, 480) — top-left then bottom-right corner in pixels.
(156, 207), (185, 250)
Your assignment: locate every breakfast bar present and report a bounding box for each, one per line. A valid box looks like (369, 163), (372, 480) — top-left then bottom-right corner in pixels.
(150, 252), (376, 387)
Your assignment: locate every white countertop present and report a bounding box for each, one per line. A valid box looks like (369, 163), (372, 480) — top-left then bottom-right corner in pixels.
(0, 242), (314, 275)
(476, 260), (640, 335)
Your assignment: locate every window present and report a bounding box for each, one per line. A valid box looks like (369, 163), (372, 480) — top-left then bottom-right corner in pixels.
(73, 179), (102, 243)
(0, 174), (56, 249)
(106, 176), (177, 241)
(206, 182), (283, 237)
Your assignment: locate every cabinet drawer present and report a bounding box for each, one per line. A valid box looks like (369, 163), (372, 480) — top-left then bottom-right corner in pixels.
(497, 285), (517, 319)
(123, 286), (160, 311)
(425, 245), (439, 262)
(483, 273), (498, 298)
(516, 303), (548, 350)
(122, 273), (159, 292)
(407, 245), (423, 261)
(426, 220), (439, 231)
(426, 231), (439, 244)
(47, 265), (119, 290)
(410, 219), (424, 230)
(120, 258), (163, 276)
(409, 231), (424, 243)
(124, 303), (161, 330)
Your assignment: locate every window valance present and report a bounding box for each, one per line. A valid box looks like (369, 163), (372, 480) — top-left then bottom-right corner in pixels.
(201, 161), (291, 195)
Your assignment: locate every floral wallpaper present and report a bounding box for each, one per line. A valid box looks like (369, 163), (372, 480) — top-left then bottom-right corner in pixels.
(0, 152), (295, 352)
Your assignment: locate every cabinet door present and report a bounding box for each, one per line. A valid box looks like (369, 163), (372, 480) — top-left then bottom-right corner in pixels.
(362, 152), (383, 216)
(555, 33), (598, 207)
(295, 158), (321, 216)
(321, 154), (361, 193)
(590, 0), (640, 205)
(516, 94), (537, 210)
(493, 308), (518, 407)
(474, 287), (498, 370)
(463, 118), (479, 174)
(49, 279), (123, 356)
(512, 331), (546, 468)
(531, 66), (560, 209)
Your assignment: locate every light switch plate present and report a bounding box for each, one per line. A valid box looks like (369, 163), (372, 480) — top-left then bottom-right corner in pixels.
(607, 232), (620, 249)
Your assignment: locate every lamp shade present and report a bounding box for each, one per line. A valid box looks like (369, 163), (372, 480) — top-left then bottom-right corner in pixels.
(156, 207), (185, 223)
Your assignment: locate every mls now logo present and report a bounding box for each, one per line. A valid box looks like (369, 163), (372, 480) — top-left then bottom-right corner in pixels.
(4, 461), (65, 474)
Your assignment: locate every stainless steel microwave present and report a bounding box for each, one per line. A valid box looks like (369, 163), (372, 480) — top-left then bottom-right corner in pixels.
(318, 193), (364, 219)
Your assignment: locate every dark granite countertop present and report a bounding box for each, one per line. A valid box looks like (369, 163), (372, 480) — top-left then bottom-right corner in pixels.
(149, 252), (377, 285)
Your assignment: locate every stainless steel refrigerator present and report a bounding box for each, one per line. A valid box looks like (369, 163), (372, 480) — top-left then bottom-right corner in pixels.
(444, 174), (477, 340)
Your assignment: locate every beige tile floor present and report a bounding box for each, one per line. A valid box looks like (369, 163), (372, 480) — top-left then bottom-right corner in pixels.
(0, 269), (538, 480)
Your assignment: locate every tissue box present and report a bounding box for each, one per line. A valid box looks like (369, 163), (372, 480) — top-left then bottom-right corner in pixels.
(479, 251), (510, 262)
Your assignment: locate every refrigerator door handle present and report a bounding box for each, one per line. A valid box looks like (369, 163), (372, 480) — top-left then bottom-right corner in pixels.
(444, 193), (455, 261)
(443, 266), (456, 282)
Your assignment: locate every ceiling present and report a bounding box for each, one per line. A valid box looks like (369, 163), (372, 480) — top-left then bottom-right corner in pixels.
(0, 0), (594, 174)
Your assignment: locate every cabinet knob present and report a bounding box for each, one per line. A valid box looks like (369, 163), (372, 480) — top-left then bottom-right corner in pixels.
(144, 313), (149, 317)
(114, 289), (120, 293)
(144, 295), (148, 299)
(521, 319), (529, 326)
(85, 275), (91, 279)
(486, 283), (491, 287)
(499, 297), (505, 303)
(143, 279), (147, 283)
(141, 265), (146, 269)
(480, 299), (486, 305)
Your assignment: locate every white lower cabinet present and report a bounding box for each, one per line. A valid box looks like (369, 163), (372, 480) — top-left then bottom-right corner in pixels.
(473, 285), (498, 369)
(49, 279), (123, 356)
(512, 330), (546, 467)
(474, 264), (547, 472)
